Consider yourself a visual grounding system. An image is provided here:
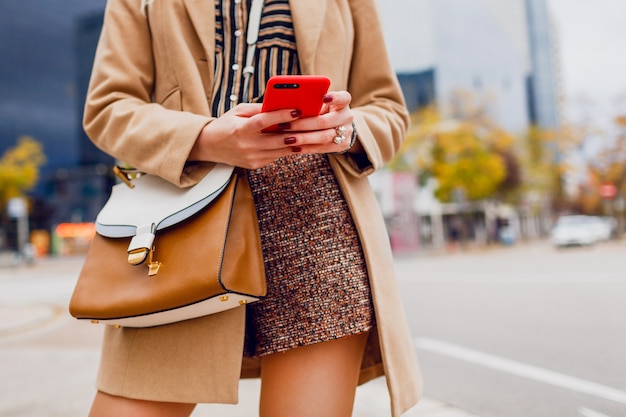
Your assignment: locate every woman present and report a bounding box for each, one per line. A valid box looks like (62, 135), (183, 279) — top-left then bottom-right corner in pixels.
(83, 0), (422, 416)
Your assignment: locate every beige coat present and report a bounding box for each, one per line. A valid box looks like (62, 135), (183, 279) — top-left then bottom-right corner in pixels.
(83, 0), (423, 416)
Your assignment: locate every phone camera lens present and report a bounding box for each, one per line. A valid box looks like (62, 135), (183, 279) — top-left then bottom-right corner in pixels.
(274, 83), (299, 89)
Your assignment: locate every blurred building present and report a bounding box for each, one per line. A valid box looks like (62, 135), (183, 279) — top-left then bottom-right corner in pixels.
(376, 0), (560, 249)
(0, 0), (111, 231)
(0, 0), (560, 240)
(524, 0), (561, 129)
(379, 0), (560, 132)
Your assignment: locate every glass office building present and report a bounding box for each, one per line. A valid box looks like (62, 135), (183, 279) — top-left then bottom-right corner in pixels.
(525, 0), (560, 129)
(381, 0), (560, 131)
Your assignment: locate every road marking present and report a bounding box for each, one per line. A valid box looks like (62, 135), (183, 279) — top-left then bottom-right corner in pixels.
(578, 407), (613, 417)
(414, 338), (626, 405)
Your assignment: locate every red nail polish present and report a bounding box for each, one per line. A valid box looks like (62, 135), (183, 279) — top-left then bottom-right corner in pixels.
(323, 95), (333, 103)
(291, 146), (302, 153)
(284, 137), (297, 145)
(291, 110), (302, 118)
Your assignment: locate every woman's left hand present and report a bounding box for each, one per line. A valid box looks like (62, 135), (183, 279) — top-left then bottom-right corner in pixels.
(283, 90), (355, 154)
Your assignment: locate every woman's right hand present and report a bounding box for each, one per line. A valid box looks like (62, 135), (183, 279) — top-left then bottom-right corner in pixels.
(188, 103), (303, 170)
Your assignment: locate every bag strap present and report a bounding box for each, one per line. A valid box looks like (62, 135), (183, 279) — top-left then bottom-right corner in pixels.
(242, 0), (264, 103)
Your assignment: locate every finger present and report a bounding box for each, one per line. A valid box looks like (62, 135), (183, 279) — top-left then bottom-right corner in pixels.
(251, 108), (303, 133)
(327, 124), (353, 153)
(231, 103), (264, 117)
(283, 124), (354, 154)
(290, 106), (353, 132)
(320, 91), (352, 113)
(238, 129), (304, 155)
(231, 146), (297, 170)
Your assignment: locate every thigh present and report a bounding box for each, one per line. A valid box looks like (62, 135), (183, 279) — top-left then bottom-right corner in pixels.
(259, 332), (369, 417)
(88, 391), (196, 417)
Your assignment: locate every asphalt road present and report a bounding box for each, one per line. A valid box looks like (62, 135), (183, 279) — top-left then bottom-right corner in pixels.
(0, 253), (476, 417)
(396, 240), (626, 417)
(1, 239), (625, 417)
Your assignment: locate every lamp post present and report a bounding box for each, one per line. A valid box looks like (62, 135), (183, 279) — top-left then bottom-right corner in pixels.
(7, 197), (30, 263)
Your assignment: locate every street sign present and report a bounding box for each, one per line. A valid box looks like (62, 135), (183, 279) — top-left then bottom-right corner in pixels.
(599, 183), (617, 200)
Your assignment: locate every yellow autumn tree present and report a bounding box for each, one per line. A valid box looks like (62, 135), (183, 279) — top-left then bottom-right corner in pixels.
(586, 115), (626, 213)
(0, 136), (46, 216)
(387, 105), (442, 173)
(431, 123), (507, 202)
(602, 115), (626, 189)
(389, 105), (514, 203)
(515, 125), (563, 208)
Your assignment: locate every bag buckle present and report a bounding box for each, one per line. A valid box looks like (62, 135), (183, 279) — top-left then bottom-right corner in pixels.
(113, 165), (143, 189)
(146, 249), (162, 276)
(128, 247), (151, 265)
(127, 224), (161, 275)
(127, 247), (161, 276)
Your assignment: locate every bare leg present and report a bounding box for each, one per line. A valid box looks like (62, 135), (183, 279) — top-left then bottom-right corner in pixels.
(88, 391), (196, 417)
(259, 332), (369, 417)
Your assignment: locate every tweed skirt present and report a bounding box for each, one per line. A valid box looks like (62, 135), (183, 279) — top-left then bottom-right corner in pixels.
(244, 153), (375, 357)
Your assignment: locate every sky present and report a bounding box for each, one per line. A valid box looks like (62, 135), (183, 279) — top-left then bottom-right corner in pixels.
(547, 0), (626, 124)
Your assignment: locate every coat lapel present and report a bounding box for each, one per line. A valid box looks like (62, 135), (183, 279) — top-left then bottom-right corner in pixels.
(183, 0), (216, 67)
(289, 0), (328, 74)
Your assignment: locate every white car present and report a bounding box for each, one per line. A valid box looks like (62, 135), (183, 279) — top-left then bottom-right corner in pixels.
(551, 215), (600, 247)
(586, 216), (613, 241)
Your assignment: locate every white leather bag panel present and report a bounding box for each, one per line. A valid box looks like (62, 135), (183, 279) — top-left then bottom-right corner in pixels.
(95, 164), (235, 238)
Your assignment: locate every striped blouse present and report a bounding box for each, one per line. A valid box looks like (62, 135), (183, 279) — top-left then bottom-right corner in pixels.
(212, 0), (300, 115)
(211, 0), (374, 358)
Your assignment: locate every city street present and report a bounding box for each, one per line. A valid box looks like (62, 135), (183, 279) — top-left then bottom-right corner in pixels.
(0, 252), (475, 417)
(399, 240), (626, 417)
(1, 239), (625, 417)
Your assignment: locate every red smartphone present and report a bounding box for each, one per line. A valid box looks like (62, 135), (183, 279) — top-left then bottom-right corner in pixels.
(261, 75), (331, 133)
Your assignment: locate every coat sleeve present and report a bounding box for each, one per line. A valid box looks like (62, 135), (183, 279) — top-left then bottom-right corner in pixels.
(83, 0), (213, 187)
(333, 0), (410, 177)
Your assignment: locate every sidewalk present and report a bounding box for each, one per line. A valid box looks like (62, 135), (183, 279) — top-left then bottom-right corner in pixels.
(0, 256), (482, 417)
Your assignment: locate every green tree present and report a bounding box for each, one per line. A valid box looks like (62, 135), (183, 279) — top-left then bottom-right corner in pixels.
(0, 136), (46, 216)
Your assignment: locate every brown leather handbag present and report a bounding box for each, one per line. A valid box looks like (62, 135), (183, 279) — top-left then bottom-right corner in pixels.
(69, 165), (266, 328)
(72, 0), (268, 328)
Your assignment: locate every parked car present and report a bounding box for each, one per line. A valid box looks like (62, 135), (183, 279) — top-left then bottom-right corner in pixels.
(550, 215), (603, 247)
(586, 216), (613, 242)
